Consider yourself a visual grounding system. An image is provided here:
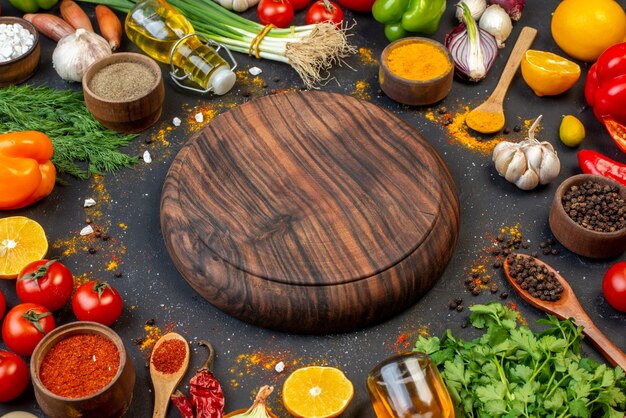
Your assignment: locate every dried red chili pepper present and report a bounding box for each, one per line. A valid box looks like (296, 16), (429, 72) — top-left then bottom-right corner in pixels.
(172, 390), (194, 418)
(191, 340), (224, 418)
(578, 149), (626, 187)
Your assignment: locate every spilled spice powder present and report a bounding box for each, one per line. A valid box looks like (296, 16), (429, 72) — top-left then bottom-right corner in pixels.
(353, 80), (371, 101)
(358, 47), (377, 65)
(152, 339), (186, 374)
(40, 334), (120, 398)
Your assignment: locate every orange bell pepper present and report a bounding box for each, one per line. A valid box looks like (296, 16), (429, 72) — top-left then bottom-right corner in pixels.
(0, 131), (56, 210)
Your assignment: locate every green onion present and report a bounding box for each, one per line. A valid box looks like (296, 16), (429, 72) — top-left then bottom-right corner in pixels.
(79, 0), (356, 87)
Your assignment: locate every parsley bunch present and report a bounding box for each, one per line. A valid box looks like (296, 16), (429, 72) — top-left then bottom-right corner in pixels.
(415, 303), (626, 417)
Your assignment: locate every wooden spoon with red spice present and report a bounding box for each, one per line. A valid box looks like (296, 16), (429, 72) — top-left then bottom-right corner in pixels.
(503, 253), (626, 371)
(150, 332), (190, 418)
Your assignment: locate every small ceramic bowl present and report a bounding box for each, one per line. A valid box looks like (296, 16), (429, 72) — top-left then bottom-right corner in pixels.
(83, 52), (165, 133)
(549, 174), (626, 259)
(0, 17), (41, 87)
(30, 322), (136, 418)
(379, 37), (454, 106)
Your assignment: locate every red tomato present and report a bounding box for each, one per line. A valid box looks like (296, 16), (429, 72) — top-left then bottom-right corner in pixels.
(257, 0), (294, 28)
(0, 351), (29, 402)
(336, 0), (374, 12)
(0, 290), (5, 320)
(603, 262), (626, 312)
(2, 303), (55, 356)
(288, 0), (310, 10)
(72, 281), (123, 326)
(16, 259), (74, 311)
(306, 0), (344, 27)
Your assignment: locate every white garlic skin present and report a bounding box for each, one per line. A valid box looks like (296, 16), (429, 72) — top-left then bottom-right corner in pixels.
(492, 139), (560, 190)
(52, 29), (112, 82)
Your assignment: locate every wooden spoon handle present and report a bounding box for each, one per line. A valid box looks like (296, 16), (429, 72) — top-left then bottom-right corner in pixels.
(581, 322), (626, 371)
(152, 387), (171, 418)
(490, 27), (537, 104)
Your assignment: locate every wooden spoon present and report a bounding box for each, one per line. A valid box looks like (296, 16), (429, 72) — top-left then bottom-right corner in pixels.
(465, 26), (537, 134)
(150, 332), (190, 418)
(503, 254), (626, 371)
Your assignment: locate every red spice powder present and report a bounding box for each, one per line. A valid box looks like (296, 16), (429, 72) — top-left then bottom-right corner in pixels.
(152, 339), (186, 374)
(40, 334), (120, 398)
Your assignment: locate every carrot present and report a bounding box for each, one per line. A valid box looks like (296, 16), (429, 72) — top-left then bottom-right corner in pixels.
(60, 0), (94, 32)
(23, 13), (75, 42)
(96, 5), (122, 51)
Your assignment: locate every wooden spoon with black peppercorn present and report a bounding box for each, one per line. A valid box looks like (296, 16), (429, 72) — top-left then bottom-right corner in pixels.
(504, 253), (626, 371)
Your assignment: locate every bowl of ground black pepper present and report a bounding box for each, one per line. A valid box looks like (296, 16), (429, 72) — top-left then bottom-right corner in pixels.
(30, 321), (136, 418)
(0, 17), (41, 87)
(549, 174), (626, 259)
(83, 52), (165, 133)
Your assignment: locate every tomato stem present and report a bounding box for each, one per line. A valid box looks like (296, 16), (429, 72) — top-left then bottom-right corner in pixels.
(93, 281), (115, 301)
(21, 309), (52, 335)
(18, 259), (57, 287)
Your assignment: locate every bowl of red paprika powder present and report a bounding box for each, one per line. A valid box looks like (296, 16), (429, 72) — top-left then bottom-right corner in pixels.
(30, 321), (136, 418)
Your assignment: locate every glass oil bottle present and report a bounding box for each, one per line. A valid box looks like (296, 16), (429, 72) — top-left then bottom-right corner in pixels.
(125, 0), (236, 95)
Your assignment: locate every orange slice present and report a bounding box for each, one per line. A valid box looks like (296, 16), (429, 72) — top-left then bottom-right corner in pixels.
(521, 50), (581, 97)
(282, 366), (354, 418)
(0, 216), (48, 279)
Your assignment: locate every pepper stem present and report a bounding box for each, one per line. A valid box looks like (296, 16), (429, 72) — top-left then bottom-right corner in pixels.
(249, 385), (274, 410)
(198, 340), (215, 371)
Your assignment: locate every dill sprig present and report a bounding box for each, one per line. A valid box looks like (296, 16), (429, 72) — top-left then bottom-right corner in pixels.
(0, 85), (138, 180)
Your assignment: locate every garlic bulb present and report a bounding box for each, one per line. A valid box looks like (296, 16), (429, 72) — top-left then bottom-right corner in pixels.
(52, 29), (112, 82)
(455, 0), (487, 21)
(479, 4), (512, 48)
(492, 116), (561, 190)
(213, 0), (260, 12)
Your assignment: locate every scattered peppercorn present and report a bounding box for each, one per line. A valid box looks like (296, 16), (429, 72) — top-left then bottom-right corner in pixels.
(273, 77), (280, 82)
(551, 249), (558, 256)
(531, 251), (538, 258)
(507, 255), (564, 301)
(94, 231), (102, 238)
(144, 137), (153, 144)
(456, 304), (464, 312)
(496, 234), (505, 242)
(493, 261), (502, 269)
(513, 125), (521, 132)
(88, 247), (96, 254)
(454, 298), (463, 305)
(448, 300), (458, 310)
(461, 319), (469, 328)
(102, 235), (110, 241)
(85, 218), (92, 224)
(547, 238), (554, 245)
(437, 106), (448, 115)
(500, 292), (508, 299)
(114, 271), (122, 278)
(145, 318), (155, 326)
(503, 128), (510, 134)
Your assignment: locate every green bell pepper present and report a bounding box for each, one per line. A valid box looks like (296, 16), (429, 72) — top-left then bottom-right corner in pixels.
(8, 0), (58, 13)
(373, 0), (446, 41)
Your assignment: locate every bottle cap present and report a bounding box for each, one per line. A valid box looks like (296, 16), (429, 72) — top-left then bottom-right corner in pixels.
(210, 66), (236, 95)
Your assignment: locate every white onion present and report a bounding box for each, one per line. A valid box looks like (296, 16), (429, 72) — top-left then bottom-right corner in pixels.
(455, 0), (487, 21)
(479, 4), (513, 49)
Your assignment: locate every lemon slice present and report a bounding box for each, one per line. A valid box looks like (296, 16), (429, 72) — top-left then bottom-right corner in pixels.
(282, 366), (354, 418)
(0, 216), (48, 279)
(521, 50), (581, 97)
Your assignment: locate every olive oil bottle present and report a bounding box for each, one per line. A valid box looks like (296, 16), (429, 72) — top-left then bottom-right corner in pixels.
(125, 0), (236, 94)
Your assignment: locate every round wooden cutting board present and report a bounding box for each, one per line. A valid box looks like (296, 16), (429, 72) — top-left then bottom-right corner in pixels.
(160, 91), (459, 334)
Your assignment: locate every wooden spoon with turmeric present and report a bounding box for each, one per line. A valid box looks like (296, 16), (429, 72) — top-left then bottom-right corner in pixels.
(466, 26), (537, 134)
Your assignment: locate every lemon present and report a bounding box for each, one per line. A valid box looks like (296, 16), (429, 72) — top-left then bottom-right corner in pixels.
(0, 216), (48, 279)
(521, 50), (581, 97)
(282, 366), (354, 418)
(551, 0), (626, 62)
(560, 115), (586, 148)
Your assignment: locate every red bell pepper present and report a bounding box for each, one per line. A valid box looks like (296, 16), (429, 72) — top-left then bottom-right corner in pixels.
(584, 42), (626, 153)
(578, 149), (626, 187)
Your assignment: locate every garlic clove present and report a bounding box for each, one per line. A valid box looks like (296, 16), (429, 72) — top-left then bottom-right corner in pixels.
(492, 140), (517, 162)
(515, 168), (539, 190)
(524, 144), (543, 173)
(494, 147), (516, 175)
(504, 149), (527, 183)
(537, 149), (561, 184)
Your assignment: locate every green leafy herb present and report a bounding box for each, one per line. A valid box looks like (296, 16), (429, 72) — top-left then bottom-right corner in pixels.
(0, 85), (137, 179)
(414, 302), (626, 417)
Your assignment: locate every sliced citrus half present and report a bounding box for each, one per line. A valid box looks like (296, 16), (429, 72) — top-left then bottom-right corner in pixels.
(282, 366), (354, 418)
(521, 50), (581, 97)
(0, 216), (48, 279)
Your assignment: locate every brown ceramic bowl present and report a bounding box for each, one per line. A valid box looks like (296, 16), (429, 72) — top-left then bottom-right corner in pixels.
(379, 37), (453, 106)
(549, 174), (626, 259)
(30, 322), (136, 418)
(82, 52), (165, 133)
(0, 17), (41, 87)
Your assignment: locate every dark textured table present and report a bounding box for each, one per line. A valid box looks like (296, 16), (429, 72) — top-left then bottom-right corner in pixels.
(1, 0), (625, 416)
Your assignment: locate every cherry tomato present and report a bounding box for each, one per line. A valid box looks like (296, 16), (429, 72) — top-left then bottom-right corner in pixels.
(16, 259), (74, 311)
(0, 290), (5, 320)
(603, 262), (626, 312)
(306, 0), (344, 27)
(257, 0), (294, 28)
(288, 0), (310, 10)
(0, 350), (29, 402)
(2, 303), (55, 356)
(336, 0), (374, 12)
(72, 281), (123, 326)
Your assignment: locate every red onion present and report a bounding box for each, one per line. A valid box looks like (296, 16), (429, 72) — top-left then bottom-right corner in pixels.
(489, 0), (524, 21)
(445, 3), (498, 82)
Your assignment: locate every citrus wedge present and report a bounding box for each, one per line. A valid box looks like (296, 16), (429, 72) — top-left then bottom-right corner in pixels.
(521, 50), (581, 97)
(282, 366), (354, 418)
(0, 216), (48, 279)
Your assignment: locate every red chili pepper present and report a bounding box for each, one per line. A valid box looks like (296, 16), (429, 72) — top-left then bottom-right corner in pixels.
(578, 149), (626, 187)
(171, 390), (194, 418)
(190, 341), (224, 418)
(584, 43), (626, 153)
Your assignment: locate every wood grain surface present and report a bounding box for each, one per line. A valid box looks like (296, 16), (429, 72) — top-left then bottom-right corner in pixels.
(161, 91), (459, 333)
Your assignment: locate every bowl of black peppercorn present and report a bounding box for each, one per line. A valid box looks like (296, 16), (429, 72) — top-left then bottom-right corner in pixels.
(549, 174), (626, 259)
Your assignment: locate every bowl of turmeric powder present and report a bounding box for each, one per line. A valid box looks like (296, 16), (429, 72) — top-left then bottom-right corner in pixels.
(380, 37), (453, 106)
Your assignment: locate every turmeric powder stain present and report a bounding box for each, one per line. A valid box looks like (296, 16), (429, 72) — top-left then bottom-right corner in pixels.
(388, 325), (430, 353)
(352, 80), (371, 101)
(358, 47), (378, 65)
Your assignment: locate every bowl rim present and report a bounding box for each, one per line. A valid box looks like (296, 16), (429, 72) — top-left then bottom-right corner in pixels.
(30, 321), (129, 402)
(552, 173), (626, 239)
(0, 16), (40, 67)
(82, 52), (163, 104)
(380, 37), (453, 84)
